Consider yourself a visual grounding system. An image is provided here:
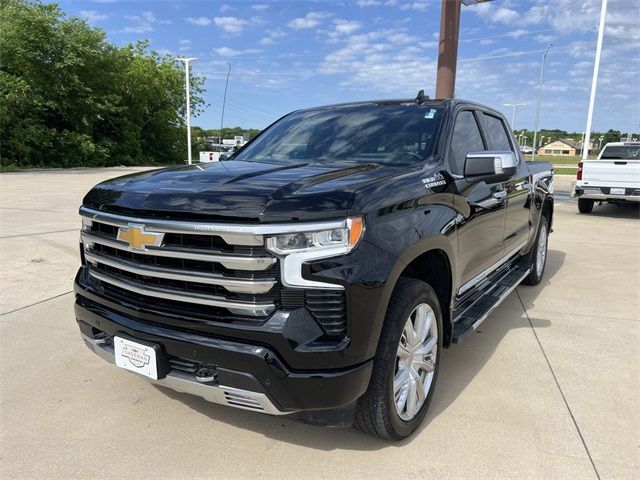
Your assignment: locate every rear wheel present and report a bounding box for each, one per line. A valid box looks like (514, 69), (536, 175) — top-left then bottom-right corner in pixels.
(355, 278), (442, 440)
(578, 198), (594, 213)
(523, 215), (548, 286)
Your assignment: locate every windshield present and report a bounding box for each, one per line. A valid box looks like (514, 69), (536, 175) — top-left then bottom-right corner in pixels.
(233, 104), (444, 166)
(600, 145), (640, 159)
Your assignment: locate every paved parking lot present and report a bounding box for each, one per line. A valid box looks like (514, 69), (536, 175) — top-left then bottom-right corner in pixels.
(1, 169), (638, 479)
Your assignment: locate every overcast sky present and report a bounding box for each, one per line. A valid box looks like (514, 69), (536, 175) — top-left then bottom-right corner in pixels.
(62, 0), (639, 134)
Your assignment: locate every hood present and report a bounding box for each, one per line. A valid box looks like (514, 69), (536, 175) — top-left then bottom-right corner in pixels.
(83, 160), (411, 222)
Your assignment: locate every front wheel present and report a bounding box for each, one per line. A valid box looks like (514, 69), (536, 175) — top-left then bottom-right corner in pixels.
(354, 278), (442, 440)
(578, 198), (594, 213)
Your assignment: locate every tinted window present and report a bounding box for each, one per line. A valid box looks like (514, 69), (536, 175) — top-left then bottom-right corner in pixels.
(233, 105), (444, 166)
(600, 145), (640, 159)
(450, 111), (484, 175)
(481, 113), (513, 151)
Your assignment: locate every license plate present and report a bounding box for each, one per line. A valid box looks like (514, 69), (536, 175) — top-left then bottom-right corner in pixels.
(114, 336), (158, 379)
(610, 187), (625, 195)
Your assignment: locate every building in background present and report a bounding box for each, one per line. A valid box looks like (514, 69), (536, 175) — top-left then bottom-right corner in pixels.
(537, 139), (594, 156)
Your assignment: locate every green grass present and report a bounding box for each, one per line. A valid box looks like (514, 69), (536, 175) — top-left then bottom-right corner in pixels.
(0, 164), (22, 172)
(554, 168), (579, 176)
(535, 155), (581, 165)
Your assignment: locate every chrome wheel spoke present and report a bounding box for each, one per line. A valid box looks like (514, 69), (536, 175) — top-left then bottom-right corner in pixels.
(394, 366), (411, 395)
(416, 376), (427, 404)
(413, 304), (428, 344)
(406, 377), (418, 418)
(397, 343), (411, 360)
(414, 335), (438, 357)
(413, 358), (436, 373)
(403, 319), (417, 349)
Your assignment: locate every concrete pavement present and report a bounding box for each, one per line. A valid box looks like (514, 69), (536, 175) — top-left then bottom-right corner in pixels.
(0, 169), (638, 479)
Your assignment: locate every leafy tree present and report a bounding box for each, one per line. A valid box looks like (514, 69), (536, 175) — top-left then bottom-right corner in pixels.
(0, 0), (205, 168)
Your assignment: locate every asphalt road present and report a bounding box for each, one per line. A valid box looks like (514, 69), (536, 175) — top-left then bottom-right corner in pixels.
(1, 169), (638, 479)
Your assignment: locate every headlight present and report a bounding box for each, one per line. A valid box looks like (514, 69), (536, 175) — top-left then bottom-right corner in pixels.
(266, 217), (365, 289)
(266, 217), (364, 255)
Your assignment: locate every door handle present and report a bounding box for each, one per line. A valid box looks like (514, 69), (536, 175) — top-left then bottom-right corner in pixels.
(493, 190), (507, 200)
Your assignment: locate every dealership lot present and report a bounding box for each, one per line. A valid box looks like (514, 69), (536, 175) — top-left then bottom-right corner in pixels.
(1, 169), (638, 479)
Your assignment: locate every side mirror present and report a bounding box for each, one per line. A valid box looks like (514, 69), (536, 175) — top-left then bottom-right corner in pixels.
(464, 151), (517, 183)
(219, 151), (232, 161)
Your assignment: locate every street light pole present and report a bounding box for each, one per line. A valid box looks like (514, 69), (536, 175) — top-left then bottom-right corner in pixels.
(178, 57), (197, 165)
(220, 62), (231, 146)
(504, 103), (525, 132)
(531, 43), (552, 162)
(582, 0), (608, 161)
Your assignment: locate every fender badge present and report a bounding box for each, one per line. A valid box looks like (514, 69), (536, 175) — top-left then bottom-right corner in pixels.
(422, 175), (447, 189)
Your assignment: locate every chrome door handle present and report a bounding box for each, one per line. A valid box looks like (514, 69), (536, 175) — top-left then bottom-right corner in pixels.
(492, 190), (507, 200)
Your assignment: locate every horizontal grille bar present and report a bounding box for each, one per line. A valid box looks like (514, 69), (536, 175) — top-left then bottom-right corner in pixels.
(81, 231), (276, 271)
(89, 270), (275, 317)
(84, 250), (276, 294)
(80, 206), (346, 246)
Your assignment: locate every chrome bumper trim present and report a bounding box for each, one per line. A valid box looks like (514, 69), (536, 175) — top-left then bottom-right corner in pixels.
(82, 334), (289, 416)
(84, 250), (276, 294)
(89, 270), (275, 316)
(81, 231), (276, 271)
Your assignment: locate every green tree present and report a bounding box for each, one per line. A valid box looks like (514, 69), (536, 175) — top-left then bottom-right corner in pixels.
(0, 0), (205, 168)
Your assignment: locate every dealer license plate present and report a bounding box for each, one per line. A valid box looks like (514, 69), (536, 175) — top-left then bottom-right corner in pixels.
(114, 336), (158, 379)
(610, 187), (625, 195)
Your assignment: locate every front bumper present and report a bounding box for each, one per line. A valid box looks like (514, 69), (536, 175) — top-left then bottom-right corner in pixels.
(75, 294), (373, 418)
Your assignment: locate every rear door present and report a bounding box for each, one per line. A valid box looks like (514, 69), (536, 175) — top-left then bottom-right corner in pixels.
(478, 112), (531, 254)
(448, 109), (507, 290)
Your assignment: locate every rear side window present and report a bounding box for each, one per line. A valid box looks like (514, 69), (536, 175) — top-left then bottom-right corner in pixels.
(449, 111), (485, 175)
(480, 113), (513, 152)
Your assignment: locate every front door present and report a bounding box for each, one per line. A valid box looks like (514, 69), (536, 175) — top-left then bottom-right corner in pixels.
(447, 110), (507, 291)
(478, 112), (531, 253)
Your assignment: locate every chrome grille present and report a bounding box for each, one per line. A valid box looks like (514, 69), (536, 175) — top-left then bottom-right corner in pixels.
(80, 207), (279, 319)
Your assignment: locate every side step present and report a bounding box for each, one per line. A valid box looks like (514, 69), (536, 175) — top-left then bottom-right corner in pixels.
(452, 265), (530, 343)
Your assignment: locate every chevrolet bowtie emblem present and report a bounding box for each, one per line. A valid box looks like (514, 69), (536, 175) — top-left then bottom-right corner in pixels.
(117, 225), (164, 250)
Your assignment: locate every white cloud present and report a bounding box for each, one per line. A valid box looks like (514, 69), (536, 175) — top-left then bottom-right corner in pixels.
(213, 16), (249, 34)
(260, 28), (287, 45)
(79, 10), (108, 22)
(213, 47), (262, 57)
(251, 4), (269, 11)
(187, 16), (211, 26)
(400, 2), (429, 11)
(288, 12), (330, 30)
(220, 4), (233, 13)
(332, 19), (363, 35)
(179, 39), (192, 52)
(121, 10), (166, 33)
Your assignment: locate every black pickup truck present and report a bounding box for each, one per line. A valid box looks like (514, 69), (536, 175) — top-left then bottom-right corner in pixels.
(75, 96), (553, 440)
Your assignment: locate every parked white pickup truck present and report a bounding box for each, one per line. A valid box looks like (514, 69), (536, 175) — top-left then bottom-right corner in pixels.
(574, 142), (640, 213)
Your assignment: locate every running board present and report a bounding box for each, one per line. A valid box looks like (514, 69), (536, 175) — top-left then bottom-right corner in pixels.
(452, 265), (530, 343)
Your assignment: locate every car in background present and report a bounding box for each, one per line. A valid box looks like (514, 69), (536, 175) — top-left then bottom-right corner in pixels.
(574, 142), (640, 213)
(520, 145), (533, 155)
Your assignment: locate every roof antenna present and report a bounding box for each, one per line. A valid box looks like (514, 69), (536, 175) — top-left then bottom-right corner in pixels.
(415, 89), (429, 104)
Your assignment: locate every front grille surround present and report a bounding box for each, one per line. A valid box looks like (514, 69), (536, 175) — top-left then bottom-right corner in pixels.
(79, 207), (349, 338)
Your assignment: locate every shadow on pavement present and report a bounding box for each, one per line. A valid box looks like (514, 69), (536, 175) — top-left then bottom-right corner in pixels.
(156, 249), (565, 450)
(572, 201), (639, 219)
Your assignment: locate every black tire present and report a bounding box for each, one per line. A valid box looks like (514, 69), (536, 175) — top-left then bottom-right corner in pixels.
(578, 198), (594, 213)
(354, 278), (443, 440)
(523, 215), (549, 286)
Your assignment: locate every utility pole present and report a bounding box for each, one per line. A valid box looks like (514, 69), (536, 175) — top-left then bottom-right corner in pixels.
(220, 62), (231, 145)
(178, 57), (197, 165)
(582, 0), (608, 161)
(435, 1), (493, 99)
(504, 103), (525, 132)
(531, 43), (552, 162)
